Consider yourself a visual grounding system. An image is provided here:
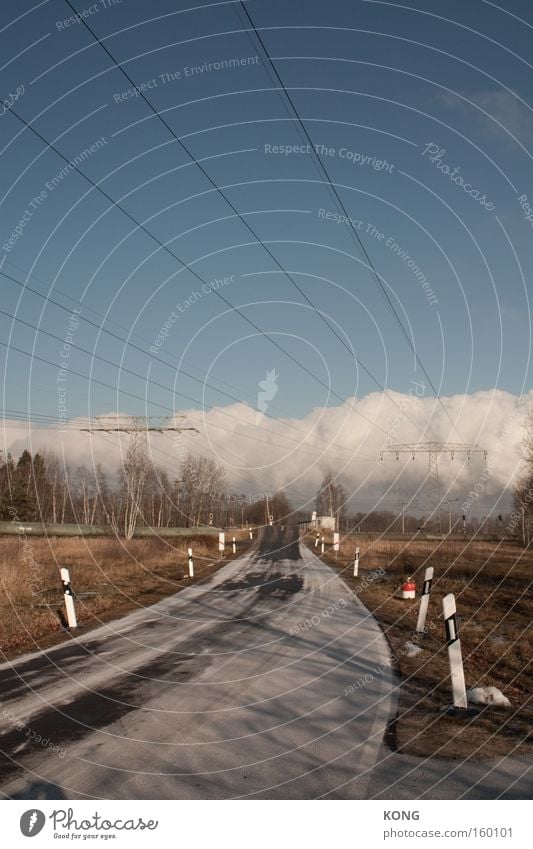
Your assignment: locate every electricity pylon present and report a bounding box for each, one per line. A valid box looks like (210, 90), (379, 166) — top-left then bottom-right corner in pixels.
(80, 415), (199, 474)
(80, 416), (199, 538)
(380, 442), (487, 532)
(80, 415), (199, 434)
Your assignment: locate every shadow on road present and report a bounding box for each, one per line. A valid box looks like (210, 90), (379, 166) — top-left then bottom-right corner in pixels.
(220, 570), (304, 599)
(7, 780), (67, 800)
(256, 524), (301, 562)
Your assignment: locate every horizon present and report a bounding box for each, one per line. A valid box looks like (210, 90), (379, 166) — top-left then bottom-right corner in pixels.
(2, 0), (533, 519)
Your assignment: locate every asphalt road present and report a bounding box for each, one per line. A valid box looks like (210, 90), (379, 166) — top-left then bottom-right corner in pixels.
(0, 526), (395, 799)
(1, 526), (529, 800)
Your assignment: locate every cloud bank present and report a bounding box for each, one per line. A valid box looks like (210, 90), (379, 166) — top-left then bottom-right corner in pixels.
(1, 389), (530, 516)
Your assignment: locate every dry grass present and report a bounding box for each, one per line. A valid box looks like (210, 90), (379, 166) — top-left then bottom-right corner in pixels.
(0, 530), (250, 660)
(306, 533), (532, 759)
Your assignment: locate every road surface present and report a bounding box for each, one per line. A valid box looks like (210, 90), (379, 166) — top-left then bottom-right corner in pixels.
(0, 526), (395, 799)
(1, 526), (529, 800)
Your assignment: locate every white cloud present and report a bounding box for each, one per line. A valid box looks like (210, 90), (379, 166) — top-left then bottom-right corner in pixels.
(440, 89), (533, 144)
(1, 389), (530, 517)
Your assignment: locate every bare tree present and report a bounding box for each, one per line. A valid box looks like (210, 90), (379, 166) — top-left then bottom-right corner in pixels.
(315, 472), (347, 530)
(142, 467), (173, 528)
(40, 450), (62, 524)
(270, 491), (292, 524)
(0, 445), (233, 535)
(121, 435), (150, 539)
(181, 453), (226, 527)
(74, 465), (93, 525)
(511, 414), (533, 545)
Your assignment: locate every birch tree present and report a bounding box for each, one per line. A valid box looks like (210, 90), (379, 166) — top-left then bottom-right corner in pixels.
(122, 436), (150, 539)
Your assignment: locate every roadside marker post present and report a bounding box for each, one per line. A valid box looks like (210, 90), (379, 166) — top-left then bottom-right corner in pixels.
(416, 566), (434, 633)
(443, 593), (468, 709)
(353, 546), (360, 577)
(315, 533), (319, 548)
(60, 567), (77, 629)
(208, 513), (213, 526)
(218, 532), (225, 557)
(333, 532), (340, 557)
(269, 514), (274, 526)
(232, 536), (236, 554)
(321, 536), (325, 554)
(249, 529), (253, 540)
(188, 547), (194, 578)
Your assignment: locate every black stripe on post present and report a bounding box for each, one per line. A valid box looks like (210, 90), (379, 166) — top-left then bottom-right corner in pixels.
(445, 613), (458, 645)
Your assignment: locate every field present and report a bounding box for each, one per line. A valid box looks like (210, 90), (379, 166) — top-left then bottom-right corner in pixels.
(2, 527), (530, 761)
(0, 530), (249, 660)
(305, 532), (532, 759)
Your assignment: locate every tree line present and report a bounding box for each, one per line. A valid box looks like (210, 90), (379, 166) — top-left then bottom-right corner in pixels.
(1, 448), (516, 540)
(0, 446), (291, 538)
(312, 470), (514, 536)
(512, 419), (533, 545)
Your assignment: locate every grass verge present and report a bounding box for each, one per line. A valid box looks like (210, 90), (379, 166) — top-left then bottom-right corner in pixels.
(0, 530), (251, 660)
(304, 532), (532, 759)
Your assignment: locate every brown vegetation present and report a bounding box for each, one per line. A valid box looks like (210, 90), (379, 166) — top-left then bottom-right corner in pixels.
(306, 533), (532, 759)
(0, 531), (249, 660)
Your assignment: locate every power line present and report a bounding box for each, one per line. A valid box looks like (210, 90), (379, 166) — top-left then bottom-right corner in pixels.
(7, 101), (389, 440)
(1, 256), (260, 404)
(0, 298), (299, 432)
(60, 0), (359, 356)
(380, 441), (487, 531)
(0, 336), (379, 463)
(78, 415), (198, 434)
(0, 263), (379, 459)
(93, 430), (300, 529)
(236, 0), (463, 442)
(0, 301), (379, 461)
(57, 0), (427, 437)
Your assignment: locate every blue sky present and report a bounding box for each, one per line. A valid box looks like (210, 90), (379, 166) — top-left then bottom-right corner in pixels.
(1, 0), (532, 427)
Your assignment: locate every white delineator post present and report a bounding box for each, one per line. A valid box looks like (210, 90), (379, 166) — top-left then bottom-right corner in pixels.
(60, 568), (77, 629)
(218, 532), (225, 557)
(353, 546), (360, 577)
(232, 536), (236, 554)
(443, 593), (468, 709)
(249, 529), (253, 540)
(315, 533), (319, 548)
(416, 566), (434, 634)
(321, 536), (325, 554)
(188, 547), (194, 578)
(269, 514), (274, 526)
(333, 532), (340, 557)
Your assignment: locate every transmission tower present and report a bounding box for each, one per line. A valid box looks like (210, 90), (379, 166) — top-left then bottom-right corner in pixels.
(80, 415), (199, 466)
(80, 416), (200, 535)
(80, 415), (199, 434)
(380, 442), (487, 532)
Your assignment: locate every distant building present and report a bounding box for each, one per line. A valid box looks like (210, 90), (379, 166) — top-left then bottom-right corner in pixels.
(317, 516), (336, 531)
